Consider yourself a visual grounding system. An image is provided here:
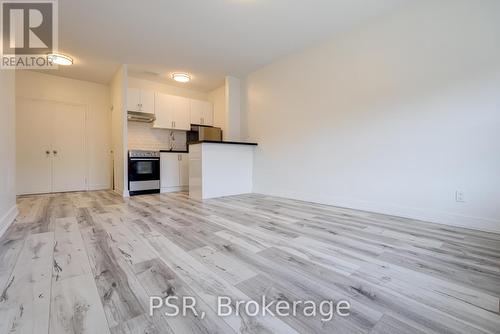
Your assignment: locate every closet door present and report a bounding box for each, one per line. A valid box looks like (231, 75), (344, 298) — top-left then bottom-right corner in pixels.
(16, 99), (52, 195)
(51, 103), (87, 192)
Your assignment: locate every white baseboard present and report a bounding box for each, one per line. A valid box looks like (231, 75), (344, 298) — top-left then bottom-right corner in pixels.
(255, 188), (500, 234)
(88, 184), (111, 191)
(112, 188), (129, 198)
(161, 186), (188, 193)
(0, 205), (18, 238)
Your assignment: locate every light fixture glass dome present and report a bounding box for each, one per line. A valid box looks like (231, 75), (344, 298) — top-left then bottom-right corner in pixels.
(47, 53), (73, 66)
(171, 73), (191, 83)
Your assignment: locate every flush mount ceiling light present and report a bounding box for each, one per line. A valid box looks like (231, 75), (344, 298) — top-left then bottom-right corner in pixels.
(171, 72), (191, 83)
(47, 53), (73, 66)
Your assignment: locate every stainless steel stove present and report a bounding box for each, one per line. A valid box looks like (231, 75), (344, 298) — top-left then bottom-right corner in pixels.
(128, 150), (160, 195)
(129, 150), (160, 158)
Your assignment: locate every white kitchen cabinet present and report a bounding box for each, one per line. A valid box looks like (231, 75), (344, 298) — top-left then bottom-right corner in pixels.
(174, 99), (191, 130)
(179, 153), (189, 186)
(154, 93), (190, 130)
(188, 143), (254, 200)
(140, 90), (155, 114)
(154, 93), (174, 129)
(127, 88), (141, 112)
(160, 152), (189, 192)
(160, 153), (180, 188)
(190, 99), (213, 126)
(127, 88), (155, 114)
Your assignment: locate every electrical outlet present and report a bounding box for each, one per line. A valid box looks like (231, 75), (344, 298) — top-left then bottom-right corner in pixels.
(455, 190), (465, 203)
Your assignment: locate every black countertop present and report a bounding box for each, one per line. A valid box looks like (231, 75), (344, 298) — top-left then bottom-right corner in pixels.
(188, 140), (258, 146)
(159, 149), (189, 153)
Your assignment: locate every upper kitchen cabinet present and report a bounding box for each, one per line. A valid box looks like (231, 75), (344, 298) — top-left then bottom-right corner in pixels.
(153, 92), (190, 130)
(127, 88), (155, 114)
(190, 99), (213, 126)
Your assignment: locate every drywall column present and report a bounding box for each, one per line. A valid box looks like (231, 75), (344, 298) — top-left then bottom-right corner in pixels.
(0, 70), (17, 236)
(110, 65), (129, 197)
(209, 85), (227, 140)
(224, 76), (241, 141)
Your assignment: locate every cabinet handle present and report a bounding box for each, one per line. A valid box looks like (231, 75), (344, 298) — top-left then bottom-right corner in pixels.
(45, 150), (50, 156)
(201, 117), (204, 124)
(53, 150), (58, 155)
(178, 154), (181, 161)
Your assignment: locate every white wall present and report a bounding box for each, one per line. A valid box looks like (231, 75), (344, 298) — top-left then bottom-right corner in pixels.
(0, 70), (17, 236)
(225, 76), (241, 141)
(110, 66), (128, 196)
(242, 0), (500, 232)
(15, 71), (111, 191)
(128, 122), (187, 151)
(128, 77), (210, 101)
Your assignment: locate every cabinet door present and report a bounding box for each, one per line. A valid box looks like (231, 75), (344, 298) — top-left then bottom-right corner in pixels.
(154, 93), (175, 129)
(190, 99), (213, 126)
(140, 90), (155, 114)
(202, 103), (213, 126)
(127, 88), (141, 112)
(173, 96), (191, 130)
(179, 153), (189, 187)
(160, 153), (180, 188)
(189, 99), (203, 125)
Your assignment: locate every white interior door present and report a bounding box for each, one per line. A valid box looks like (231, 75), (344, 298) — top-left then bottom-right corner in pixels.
(51, 103), (87, 193)
(16, 99), (52, 195)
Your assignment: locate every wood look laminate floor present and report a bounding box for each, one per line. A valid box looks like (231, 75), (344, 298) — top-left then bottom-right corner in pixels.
(0, 191), (499, 334)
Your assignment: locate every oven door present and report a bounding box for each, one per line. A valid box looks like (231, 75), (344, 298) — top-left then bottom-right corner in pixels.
(128, 158), (160, 182)
(128, 158), (160, 195)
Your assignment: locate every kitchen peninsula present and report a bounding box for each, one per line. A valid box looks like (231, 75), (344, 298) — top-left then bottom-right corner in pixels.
(188, 141), (257, 200)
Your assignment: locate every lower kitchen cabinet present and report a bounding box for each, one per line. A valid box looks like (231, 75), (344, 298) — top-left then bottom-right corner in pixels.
(160, 152), (189, 192)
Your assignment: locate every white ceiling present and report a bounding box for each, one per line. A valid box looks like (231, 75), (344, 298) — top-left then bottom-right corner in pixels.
(43, 0), (407, 91)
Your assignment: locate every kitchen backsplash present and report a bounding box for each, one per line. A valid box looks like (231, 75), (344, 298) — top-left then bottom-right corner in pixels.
(128, 121), (187, 151)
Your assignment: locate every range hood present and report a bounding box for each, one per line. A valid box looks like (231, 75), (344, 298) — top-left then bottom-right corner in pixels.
(127, 111), (156, 123)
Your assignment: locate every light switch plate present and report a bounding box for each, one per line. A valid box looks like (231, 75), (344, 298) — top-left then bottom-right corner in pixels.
(455, 190), (465, 203)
